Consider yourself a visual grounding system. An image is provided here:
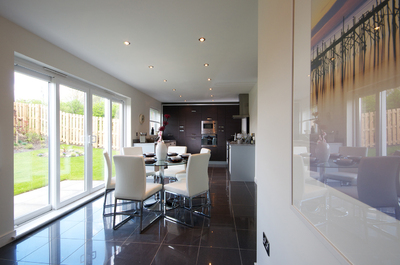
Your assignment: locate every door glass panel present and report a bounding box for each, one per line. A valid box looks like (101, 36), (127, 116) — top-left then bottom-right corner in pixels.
(59, 85), (86, 202)
(14, 72), (50, 220)
(386, 87), (400, 155)
(111, 101), (122, 172)
(360, 94), (376, 156)
(92, 94), (107, 189)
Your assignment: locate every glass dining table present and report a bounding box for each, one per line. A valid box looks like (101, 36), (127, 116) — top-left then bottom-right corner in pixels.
(144, 158), (187, 207)
(310, 159), (360, 182)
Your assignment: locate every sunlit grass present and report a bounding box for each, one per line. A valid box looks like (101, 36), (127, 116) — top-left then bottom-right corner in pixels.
(14, 145), (111, 196)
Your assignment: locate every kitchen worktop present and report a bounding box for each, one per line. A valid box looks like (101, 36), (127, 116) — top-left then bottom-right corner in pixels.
(228, 141), (254, 146)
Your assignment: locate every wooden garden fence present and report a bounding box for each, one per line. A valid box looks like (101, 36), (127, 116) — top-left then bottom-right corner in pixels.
(361, 108), (400, 148)
(14, 102), (120, 149)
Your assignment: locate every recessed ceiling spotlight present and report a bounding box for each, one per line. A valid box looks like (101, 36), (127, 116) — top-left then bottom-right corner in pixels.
(207, 78), (211, 81)
(199, 37), (206, 42)
(179, 95), (182, 98)
(212, 99), (214, 102)
(172, 89), (176, 92)
(204, 63), (209, 67)
(210, 95), (213, 97)
(164, 79), (167, 82)
(184, 100), (187, 102)
(148, 65), (154, 69)
(209, 88), (213, 91)
(124, 41), (131, 46)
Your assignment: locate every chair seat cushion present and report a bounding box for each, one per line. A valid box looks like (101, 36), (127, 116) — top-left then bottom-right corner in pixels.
(324, 172), (357, 182)
(164, 181), (189, 197)
(144, 183), (163, 199)
(175, 172), (187, 180)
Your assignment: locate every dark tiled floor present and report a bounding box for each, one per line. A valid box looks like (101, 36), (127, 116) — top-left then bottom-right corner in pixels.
(0, 166), (257, 265)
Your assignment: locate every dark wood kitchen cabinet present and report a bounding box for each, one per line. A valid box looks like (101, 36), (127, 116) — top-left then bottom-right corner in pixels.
(201, 106), (218, 121)
(162, 104), (241, 161)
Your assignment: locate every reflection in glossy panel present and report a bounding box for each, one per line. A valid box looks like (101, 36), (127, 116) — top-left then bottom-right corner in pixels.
(293, 0), (400, 263)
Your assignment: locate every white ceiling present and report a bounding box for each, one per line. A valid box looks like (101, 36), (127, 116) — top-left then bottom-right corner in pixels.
(0, 0), (258, 103)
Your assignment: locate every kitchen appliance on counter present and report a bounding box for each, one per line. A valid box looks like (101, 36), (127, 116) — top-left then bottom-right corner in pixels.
(201, 120), (217, 134)
(201, 134), (217, 147)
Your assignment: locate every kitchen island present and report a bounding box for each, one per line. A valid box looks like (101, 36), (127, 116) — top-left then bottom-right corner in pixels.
(228, 141), (255, 182)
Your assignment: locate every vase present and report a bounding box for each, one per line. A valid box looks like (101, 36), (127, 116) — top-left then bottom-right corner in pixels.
(315, 142), (330, 162)
(156, 141), (167, 161)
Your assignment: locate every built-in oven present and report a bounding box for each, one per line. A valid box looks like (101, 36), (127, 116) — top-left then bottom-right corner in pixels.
(201, 120), (217, 134)
(201, 134), (217, 147)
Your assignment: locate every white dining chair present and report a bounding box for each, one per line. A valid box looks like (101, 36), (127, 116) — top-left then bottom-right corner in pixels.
(112, 155), (163, 232)
(123, 146), (156, 180)
(323, 146), (367, 185)
(103, 151), (116, 216)
(163, 152), (211, 227)
(200, 148), (211, 154)
(160, 146), (188, 180)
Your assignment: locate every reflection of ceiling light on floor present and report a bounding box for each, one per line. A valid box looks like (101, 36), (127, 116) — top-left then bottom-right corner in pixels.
(374, 26), (380, 30)
(330, 57), (335, 61)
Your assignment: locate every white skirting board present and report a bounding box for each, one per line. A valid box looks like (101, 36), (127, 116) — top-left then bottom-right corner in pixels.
(0, 230), (16, 248)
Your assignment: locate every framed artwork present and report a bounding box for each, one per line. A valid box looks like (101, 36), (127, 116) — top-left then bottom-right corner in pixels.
(292, 0), (400, 263)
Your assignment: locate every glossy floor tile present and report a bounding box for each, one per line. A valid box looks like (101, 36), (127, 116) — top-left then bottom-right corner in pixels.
(0, 166), (257, 265)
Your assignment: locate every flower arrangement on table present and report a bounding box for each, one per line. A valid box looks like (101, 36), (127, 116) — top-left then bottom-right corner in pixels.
(157, 114), (170, 142)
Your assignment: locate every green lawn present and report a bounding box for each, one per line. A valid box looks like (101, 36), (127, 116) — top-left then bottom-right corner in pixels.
(14, 145), (114, 196)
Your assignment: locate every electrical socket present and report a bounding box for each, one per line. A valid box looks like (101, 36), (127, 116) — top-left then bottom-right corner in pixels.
(263, 232), (270, 256)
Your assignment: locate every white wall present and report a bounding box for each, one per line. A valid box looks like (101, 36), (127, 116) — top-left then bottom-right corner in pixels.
(0, 15), (160, 245)
(256, 1), (345, 264)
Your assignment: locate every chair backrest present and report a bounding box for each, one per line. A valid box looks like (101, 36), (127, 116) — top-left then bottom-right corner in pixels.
(168, 146), (187, 154)
(200, 148), (211, 154)
(103, 151), (113, 189)
(123, 146), (143, 156)
(357, 156), (400, 208)
(338, 146), (368, 173)
(293, 146), (308, 155)
(185, 153), (211, 196)
(113, 155), (147, 200)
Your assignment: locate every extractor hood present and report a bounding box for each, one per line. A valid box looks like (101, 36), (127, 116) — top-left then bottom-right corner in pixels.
(232, 94), (249, 119)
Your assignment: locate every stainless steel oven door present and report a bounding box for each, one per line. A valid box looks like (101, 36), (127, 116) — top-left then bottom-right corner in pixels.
(201, 134), (217, 147)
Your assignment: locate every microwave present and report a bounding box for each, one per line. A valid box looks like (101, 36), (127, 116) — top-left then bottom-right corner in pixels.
(201, 120), (217, 134)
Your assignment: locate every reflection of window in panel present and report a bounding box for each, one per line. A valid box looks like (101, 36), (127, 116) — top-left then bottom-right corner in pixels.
(386, 87), (400, 156)
(360, 95), (376, 157)
(13, 72), (50, 222)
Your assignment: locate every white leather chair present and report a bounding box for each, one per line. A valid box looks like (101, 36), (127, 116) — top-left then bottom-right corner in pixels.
(161, 146), (188, 180)
(323, 146), (367, 185)
(123, 146), (156, 179)
(103, 151), (116, 216)
(293, 155), (327, 211)
(200, 148), (211, 154)
(164, 153), (211, 227)
(112, 155), (163, 232)
(293, 146), (319, 180)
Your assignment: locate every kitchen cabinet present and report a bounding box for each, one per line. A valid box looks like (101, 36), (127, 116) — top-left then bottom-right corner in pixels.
(162, 104), (241, 161)
(202, 106), (218, 121)
(228, 142), (255, 181)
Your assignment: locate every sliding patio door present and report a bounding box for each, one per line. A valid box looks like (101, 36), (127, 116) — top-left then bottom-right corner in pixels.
(14, 58), (126, 221)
